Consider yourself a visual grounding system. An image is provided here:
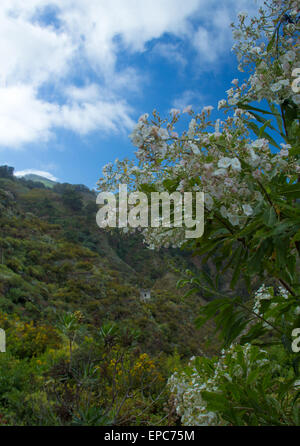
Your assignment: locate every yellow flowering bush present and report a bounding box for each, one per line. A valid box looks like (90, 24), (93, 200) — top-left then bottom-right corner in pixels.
(7, 320), (60, 358)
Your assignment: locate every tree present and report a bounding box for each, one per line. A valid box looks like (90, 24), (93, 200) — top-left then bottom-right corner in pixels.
(62, 189), (83, 212)
(98, 0), (300, 425)
(0, 166), (14, 178)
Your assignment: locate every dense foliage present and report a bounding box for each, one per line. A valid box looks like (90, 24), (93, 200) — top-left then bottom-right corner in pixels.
(0, 172), (218, 425)
(98, 0), (300, 425)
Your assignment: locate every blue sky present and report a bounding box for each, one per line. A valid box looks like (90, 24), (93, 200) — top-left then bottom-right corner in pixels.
(0, 0), (261, 189)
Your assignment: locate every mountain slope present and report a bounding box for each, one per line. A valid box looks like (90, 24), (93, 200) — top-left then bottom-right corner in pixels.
(19, 174), (57, 188)
(0, 170), (217, 358)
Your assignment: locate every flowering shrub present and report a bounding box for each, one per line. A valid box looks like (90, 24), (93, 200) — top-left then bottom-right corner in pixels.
(168, 343), (299, 426)
(252, 284), (300, 329)
(98, 2), (299, 256)
(97, 0), (300, 425)
(8, 320), (60, 359)
(43, 333), (166, 426)
(0, 312), (60, 358)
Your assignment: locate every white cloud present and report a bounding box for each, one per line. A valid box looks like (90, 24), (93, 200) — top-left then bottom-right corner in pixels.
(0, 3), (74, 87)
(172, 90), (205, 111)
(0, 84), (134, 148)
(152, 43), (187, 67)
(15, 169), (58, 182)
(56, 0), (200, 66)
(0, 85), (58, 147)
(191, 1), (263, 64)
(61, 84), (135, 134)
(0, 0), (262, 149)
(59, 99), (135, 135)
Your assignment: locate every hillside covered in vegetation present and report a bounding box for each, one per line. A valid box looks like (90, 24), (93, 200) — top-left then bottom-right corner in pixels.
(0, 165), (218, 425)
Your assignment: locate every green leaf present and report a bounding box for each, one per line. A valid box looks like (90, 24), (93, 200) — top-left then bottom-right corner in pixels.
(267, 30), (277, 51)
(230, 254), (242, 289)
(289, 145), (300, 156)
(292, 355), (300, 377)
(201, 390), (228, 412)
(237, 102), (278, 116)
(279, 183), (300, 199)
(247, 122), (281, 149)
(263, 207), (277, 228)
(281, 334), (293, 353)
(240, 323), (268, 345)
(274, 237), (288, 269)
(259, 119), (273, 138)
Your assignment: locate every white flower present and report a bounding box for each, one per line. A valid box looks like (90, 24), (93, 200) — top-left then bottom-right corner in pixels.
(250, 46), (262, 55)
(280, 143), (291, 150)
(279, 149), (289, 157)
(213, 168), (227, 176)
(248, 148), (260, 167)
(202, 106), (214, 114)
(270, 82), (283, 92)
(138, 113), (149, 122)
(218, 99), (227, 110)
(271, 79), (290, 92)
(130, 123), (144, 147)
(281, 50), (295, 64)
(233, 29), (243, 40)
(218, 157), (232, 169)
(228, 93), (240, 105)
(205, 193), (214, 211)
(251, 139), (262, 150)
(183, 105), (192, 113)
(265, 163), (272, 171)
(238, 11), (248, 20)
(292, 95), (300, 106)
(215, 119), (221, 133)
(242, 204), (253, 216)
(220, 206), (228, 218)
(228, 214), (239, 226)
(218, 157), (241, 171)
(187, 119), (197, 138)
(279, 80), (290, 87)
(234, 108), (243, 117)
(158, 127), (169, 140)
(190, 143), (200, 155)
(231, 157), (241, 171)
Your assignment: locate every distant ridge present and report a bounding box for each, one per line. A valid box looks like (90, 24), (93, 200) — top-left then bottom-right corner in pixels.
(22, 173), (57, 188)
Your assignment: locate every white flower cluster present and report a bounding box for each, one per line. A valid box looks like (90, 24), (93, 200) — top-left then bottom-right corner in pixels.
(253, 284), (300, 324)
(168, 370), (220, 426)
(168, 344), (270, 426)
(97, 1), (299, 248)
(98, 100), (297, 246)
(253, 285), (275, 316)
(231, 0), (300, 106)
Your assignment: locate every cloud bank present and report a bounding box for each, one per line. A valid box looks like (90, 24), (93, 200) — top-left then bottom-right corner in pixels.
(0, 0), (261, 149)
(14, 169), (58, 181)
